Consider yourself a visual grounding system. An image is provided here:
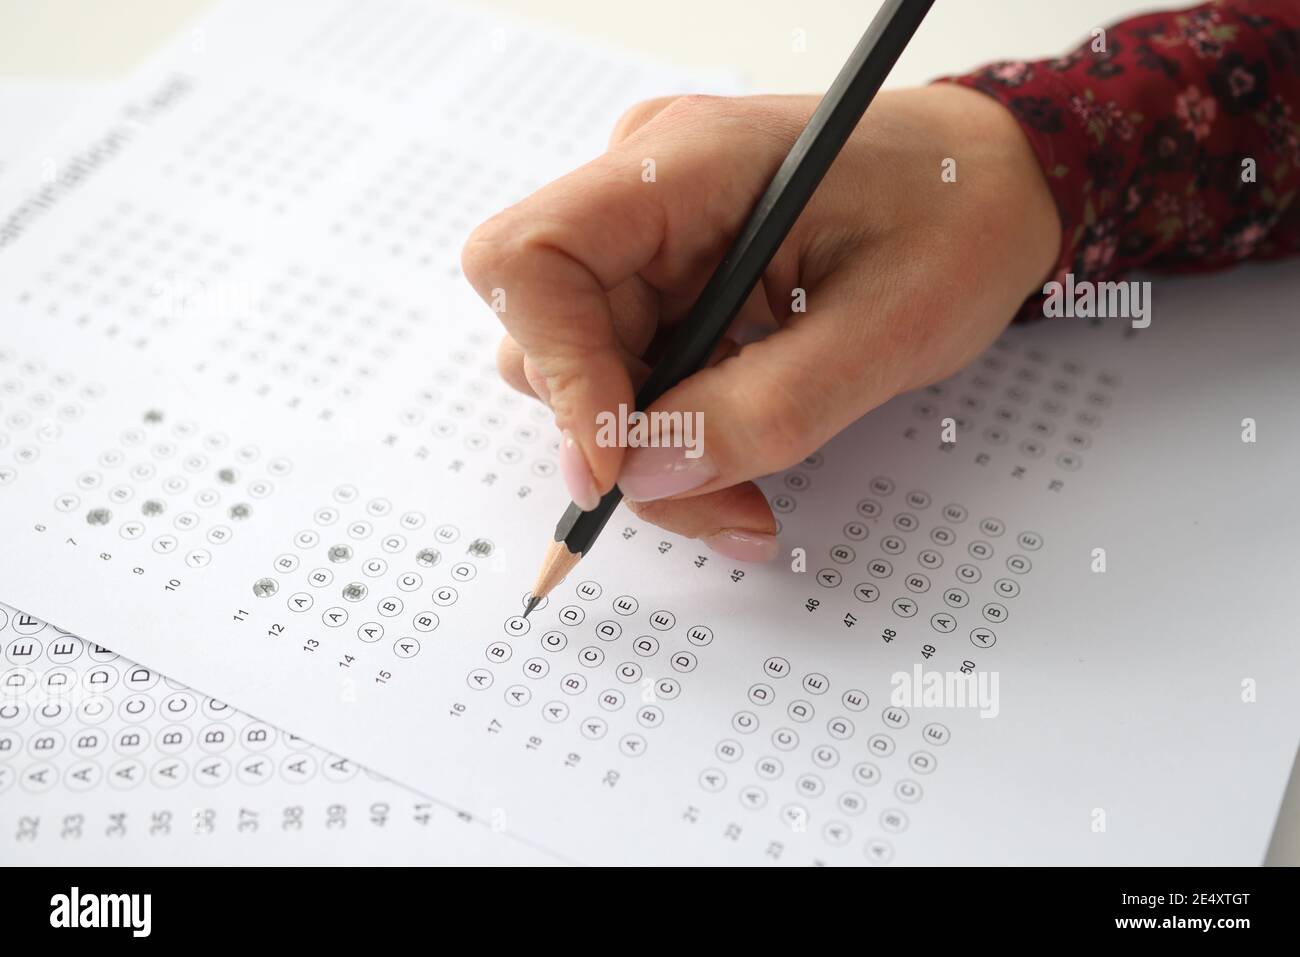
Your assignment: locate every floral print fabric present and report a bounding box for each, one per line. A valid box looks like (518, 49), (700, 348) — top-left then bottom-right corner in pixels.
(945, 0), (1300, 315)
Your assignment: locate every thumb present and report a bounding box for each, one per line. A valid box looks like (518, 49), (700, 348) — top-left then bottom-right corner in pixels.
(616, 274), (907, 502)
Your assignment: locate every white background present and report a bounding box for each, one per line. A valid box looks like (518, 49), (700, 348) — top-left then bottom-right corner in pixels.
(2, 0), (1193, 89)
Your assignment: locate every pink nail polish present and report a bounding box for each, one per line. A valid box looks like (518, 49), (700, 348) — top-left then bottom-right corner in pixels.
(703, 529), (778, 563)
(559, 431), (600, 510)
(617, 447), (717, 503)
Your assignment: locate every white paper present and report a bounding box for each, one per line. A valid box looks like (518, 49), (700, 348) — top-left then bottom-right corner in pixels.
(0, 600), (564, 864)
(1, 78), (558, 866)
(0, 81), (115, 182)
(1, 0), (1297, 866)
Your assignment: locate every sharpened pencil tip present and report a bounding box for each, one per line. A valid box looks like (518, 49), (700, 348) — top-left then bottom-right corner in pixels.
(522, 595), (541, 620)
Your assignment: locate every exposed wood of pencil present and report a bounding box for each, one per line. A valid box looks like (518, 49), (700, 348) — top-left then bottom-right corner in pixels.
(529, 538), (582, 604)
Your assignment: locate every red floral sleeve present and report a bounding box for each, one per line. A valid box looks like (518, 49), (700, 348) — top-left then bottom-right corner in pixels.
(942, 0), (1300, 311)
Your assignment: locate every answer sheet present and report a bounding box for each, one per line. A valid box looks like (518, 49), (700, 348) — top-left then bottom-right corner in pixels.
(1, 78), (563, 866)
(0, 82), (112, 181)
(0, 601), (565, 864)
(1, 0), (1298, 866)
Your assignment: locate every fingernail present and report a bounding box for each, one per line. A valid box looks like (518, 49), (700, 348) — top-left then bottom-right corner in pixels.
(703, 529), (779, 563)
(559, 430), (600, 510)
(617, 447), (718, 503)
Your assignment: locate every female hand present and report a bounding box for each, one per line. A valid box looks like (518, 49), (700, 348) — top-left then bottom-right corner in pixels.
(461, 84), (1060, 561)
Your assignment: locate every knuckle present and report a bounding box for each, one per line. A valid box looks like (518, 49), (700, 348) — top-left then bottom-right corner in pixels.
(659, 93), (727, 118)
(495, 335), (522, 374)
(462, 212), (565, 308)
(538, 364), (583, 421)
(609, 94), (739, 146)
(609, 96), (680, 145)
(460, 213), (514, 285)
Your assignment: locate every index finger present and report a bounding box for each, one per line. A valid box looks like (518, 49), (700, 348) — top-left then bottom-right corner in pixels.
(459, 95), (796, 497)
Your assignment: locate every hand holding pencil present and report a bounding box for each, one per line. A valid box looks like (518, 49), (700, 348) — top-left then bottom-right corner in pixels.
(461, 0), (1061, 597)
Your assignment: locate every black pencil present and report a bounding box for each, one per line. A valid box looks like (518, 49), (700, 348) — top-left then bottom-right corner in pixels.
(525, 0), (935, 617)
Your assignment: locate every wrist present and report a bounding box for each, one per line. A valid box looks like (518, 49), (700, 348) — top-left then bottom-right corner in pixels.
(938, 83), (1062, 293)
